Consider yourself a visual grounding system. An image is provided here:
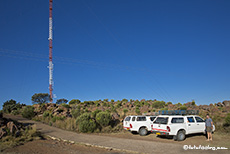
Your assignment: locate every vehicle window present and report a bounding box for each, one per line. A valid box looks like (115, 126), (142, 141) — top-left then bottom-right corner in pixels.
(132, 117), (136, 121)
(136, 117), (146, 121)
(153, 117), (168, 124)
(125, 117), (131, 121)
(195, 117), (205, 123)
(171, 118), (184, 123)
(150, 117), (156, 121)
(187, 117), (195, 123)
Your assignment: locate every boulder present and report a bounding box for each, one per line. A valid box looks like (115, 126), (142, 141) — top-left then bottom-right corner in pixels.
(223, 101), (230, 107)
(112, 113), (120, 120)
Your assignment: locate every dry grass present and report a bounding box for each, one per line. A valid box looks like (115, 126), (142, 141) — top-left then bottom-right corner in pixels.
(0, 125), (42, 152)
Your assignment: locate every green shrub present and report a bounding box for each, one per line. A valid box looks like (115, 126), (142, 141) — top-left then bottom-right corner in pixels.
(135, 107), (141, 114)
(71, 108), (81, 118)
(77, 113), (91, 123)
(95, 112), (111, 127)
(56, 116), (66, 121)
(78, 119), (97, 133)
(43, 111), (50, 118)
(76, 113), (97, 133)
(69, 99), (81, 105)
(51, 116), (57, 123)
(21, 106), (35, 119)
(224, 113), (230, 127)
(11, 109), (21, 115)
(152, 101), (165, 109)
(123, 108), (128, 115)
(92, 109), (102, 118)
(179, 105), (187, 110)
(61, 103), (70, 109)
(3, 99), (24, 113)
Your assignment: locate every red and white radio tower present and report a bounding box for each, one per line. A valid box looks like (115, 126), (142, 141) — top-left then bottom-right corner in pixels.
(48, 0), (54, 103)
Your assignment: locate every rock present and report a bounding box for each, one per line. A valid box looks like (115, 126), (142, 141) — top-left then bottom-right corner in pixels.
(7, 121), (18, 134)
(0, 127), (7, 139)
(112, 113), (120, 120)
(223, 100), (230, 107)
(217, 102), (224, 107)
(200, 105), (210, 111)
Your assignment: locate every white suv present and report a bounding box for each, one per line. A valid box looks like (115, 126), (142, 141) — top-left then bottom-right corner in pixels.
(151, 115), (215, 141)
(123, 115), (156, 136)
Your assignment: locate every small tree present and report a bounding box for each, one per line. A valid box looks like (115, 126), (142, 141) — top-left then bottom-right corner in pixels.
(32, 93), (50, 104)
(56, 98), (68, 104)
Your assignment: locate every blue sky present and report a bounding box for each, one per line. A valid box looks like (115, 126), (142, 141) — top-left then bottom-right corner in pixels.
(0, 0), (230, 107)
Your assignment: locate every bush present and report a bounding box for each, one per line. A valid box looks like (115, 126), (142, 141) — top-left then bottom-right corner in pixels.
(152, 101), (165, 109)
(21, 106), (35, 119)
(135, 107), (141, 114)
(78, 119), (97, 133)
(61, 103), (70, 109)
(76, 113), (97, 133)
(77, 113), (91, 123)
(92, 109), (101, 118)
(179, 105), (187, 110)
(3, 99), (24, 113)
(123, 108), (128, 115)
(95, 112), (111, 127)
(224, 113), (230, 127)
(43, 111), (50, 118)
(69, 99), (81, 105)
(71, 108), (81, 118)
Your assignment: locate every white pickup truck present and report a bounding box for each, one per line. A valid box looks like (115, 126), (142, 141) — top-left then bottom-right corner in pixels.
(123, 115), (156, 136)
(151, 115), (215, 141)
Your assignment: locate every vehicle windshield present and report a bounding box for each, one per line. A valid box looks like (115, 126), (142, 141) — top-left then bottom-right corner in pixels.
(153, 117), (168, 124)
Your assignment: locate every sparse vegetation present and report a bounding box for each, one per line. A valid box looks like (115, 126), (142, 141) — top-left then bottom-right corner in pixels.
(21, 106), (35, 119)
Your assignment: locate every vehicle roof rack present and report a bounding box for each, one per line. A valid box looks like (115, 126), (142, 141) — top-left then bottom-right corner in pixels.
(158, 110), (199, 116)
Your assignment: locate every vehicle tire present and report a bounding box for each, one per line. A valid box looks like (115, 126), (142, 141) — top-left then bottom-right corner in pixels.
(176, 130), (186, 141)
(173, 135), (177, 141)
(139, 128), (148, 136)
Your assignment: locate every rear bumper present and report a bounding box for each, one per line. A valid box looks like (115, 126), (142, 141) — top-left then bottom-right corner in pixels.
(151, 130), (169, 135)
(123, 127), (131, 131)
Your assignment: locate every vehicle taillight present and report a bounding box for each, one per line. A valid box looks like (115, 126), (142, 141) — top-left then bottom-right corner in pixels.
(167, 126), (170, 132)
(130, 124), (133, 128)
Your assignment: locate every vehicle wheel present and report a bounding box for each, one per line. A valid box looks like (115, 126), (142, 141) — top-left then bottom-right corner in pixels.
(176, 130), (186, 141)
(173, 135), (177, 141)
(139, 128), (148, 136)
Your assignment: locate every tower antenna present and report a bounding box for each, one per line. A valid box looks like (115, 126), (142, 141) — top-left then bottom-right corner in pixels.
(48, 0), (53, 103)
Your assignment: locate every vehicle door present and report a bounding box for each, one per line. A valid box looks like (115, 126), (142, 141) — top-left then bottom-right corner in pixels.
(195, 116), (205, 133)
(186, 116), (197, 134)
(135, 116), (147, 131)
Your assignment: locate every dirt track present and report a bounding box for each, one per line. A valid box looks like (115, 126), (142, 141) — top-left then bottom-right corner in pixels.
(4, 114), (230, 154)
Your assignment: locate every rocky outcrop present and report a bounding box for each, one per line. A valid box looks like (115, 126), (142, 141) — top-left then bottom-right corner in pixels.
(223, 101), (230, 107)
